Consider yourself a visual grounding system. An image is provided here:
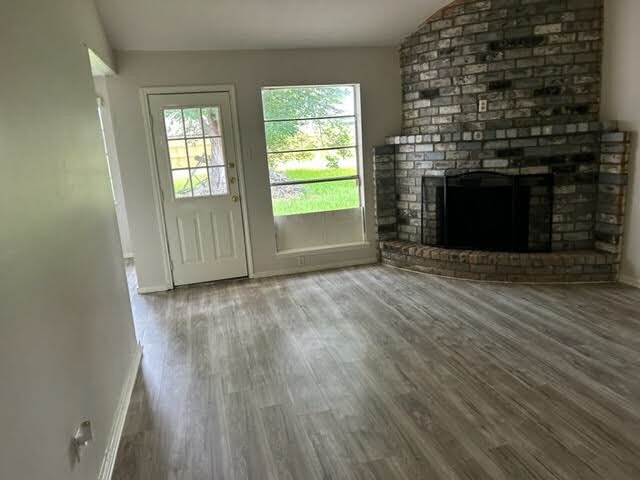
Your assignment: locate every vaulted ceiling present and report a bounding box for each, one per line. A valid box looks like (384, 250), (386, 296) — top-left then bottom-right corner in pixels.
(96, 0), (450, 51)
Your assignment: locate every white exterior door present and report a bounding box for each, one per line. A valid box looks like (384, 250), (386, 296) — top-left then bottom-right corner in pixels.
(149, 92), (248, 286)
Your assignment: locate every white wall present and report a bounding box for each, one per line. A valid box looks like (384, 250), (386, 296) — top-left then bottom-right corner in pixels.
(602, 0), (640, 285)
(105, 48), (401, 290)
(94, 76), (134, 258)
(0, 1), (138, 479)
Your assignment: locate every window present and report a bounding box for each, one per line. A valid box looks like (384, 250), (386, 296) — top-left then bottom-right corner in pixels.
(261, 85), (362, 216)
(162, 107), (228, 198)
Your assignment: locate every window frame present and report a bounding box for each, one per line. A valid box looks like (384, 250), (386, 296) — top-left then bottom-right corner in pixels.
(261, 84), (364, 216)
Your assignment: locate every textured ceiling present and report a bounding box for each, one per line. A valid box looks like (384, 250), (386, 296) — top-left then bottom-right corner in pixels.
(96, 0), (450, 51)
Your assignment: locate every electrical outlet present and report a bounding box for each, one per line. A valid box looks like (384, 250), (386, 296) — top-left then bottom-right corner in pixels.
(70, 419), (93, 466)
(478, 99), (488, 113)
(297, 256), (305, 266)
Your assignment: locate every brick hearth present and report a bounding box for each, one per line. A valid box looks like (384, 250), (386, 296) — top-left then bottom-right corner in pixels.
(381, 240), (618, 283)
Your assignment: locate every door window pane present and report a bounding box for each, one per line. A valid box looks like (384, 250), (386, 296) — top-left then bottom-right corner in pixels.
(190, 168), (210, 196)
(172, 169), (192, 198)
(186, 138), (207, 167)
(202, 107), (221, 136)
(205, 137), (225, 166)
(209, 167), (228, 195)
(163, 109), (184, 138)
(168, 139), (189, 168)
(183, 108), (203, 137)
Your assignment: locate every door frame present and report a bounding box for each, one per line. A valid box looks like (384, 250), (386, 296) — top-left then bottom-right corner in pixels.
(140, 85), (254, 289)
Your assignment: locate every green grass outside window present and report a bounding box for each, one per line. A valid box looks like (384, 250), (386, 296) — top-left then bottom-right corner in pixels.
(271, 167), (360, 216)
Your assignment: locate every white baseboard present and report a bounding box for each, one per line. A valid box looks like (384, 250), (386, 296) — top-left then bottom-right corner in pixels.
(98, 343), (142, 480)
(137, 284), (172, 294)
(619, 274), (640, 289)
(275, 241), (372, 256)
(250, 256), (377, 279)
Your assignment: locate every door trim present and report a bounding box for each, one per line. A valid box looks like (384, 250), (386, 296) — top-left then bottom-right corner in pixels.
(139, 85), (254, 289)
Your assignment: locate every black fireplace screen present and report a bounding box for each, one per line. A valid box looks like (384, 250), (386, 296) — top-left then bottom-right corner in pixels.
(422, 171), (553, 252)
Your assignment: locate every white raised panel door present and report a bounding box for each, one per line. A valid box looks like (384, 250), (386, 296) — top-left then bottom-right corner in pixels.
(149, 92), (248, 285)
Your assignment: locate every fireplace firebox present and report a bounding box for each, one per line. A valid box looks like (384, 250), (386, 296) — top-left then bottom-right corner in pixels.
(422, 172), (553, 253)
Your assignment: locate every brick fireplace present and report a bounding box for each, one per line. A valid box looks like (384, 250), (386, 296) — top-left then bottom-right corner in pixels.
(373, 0), (631, 282)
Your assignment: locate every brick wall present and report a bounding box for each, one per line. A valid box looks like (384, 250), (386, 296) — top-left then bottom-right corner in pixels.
(372, 145), (397, 242)
(595, 131), (631, 254)
(401, 0), (603, 134)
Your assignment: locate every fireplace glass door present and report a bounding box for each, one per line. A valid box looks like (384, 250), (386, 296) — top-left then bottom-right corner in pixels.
(422, 172), (553, 253)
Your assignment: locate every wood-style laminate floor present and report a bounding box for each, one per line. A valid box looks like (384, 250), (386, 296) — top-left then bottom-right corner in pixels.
(113, 263), (640, 480)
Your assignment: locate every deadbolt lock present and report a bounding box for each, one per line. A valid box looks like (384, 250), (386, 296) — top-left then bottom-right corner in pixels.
(232, 195), (239, 202)
(228, 162), (235, 168)
(230, 177), (237, 184)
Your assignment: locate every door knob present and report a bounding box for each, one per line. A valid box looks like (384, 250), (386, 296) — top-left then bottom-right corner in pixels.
(231, 195), (239, 202)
